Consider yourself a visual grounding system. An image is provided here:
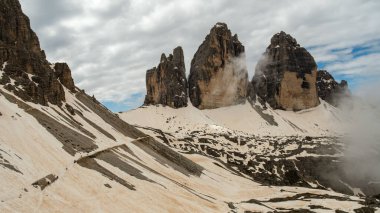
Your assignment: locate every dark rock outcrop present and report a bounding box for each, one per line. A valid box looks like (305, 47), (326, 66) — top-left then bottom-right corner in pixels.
(250, 31), (319, 111)
(32, 174), (59, 190)
(0, 0), (75, 106)
(144, 46), (187, 108)
(54, 63), (75, 92)
(317, 70), (349, 106)
(188, 22), (248, 109)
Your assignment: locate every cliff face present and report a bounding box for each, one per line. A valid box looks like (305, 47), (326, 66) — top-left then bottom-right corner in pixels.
(54, 63), (75, 92)
(188, 23), (248, 109)
(144, 46), (187, 108)
(317, 70), (349, 106)
(0, 0), (75, 106)
(249, 31), (320, 111)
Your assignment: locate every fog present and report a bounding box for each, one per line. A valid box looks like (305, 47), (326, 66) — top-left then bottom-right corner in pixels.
(339, 83), (380, 195)
(205, 54), (249, 107)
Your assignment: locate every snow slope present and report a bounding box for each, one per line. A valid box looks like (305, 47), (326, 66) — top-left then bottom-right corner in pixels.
(0, 86), (378, 212)
(121, 100), (346, 137)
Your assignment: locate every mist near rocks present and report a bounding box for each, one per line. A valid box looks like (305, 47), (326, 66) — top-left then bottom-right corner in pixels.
(339, 83), (380, 195)
(207, 54), (248, 105)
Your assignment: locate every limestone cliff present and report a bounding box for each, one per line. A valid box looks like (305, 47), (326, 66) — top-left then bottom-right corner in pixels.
(54, 63), (75, 92)
(144, 47), (187, 108)
(188, 23), (248, 109)
(317, 70), (349, 106)
(0, 0), (75, 106)
(250, 31), (319, 111)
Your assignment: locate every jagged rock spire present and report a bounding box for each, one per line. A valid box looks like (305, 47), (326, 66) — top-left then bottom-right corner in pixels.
(188, 22), (248, 109)
(317, 70), (350, 106)
(249, 31), (320, 110)
(144, 46), (187, 108)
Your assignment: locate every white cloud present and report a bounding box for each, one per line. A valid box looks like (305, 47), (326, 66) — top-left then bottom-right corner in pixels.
(19, 0), (380, 109)
(326, 53), (380, 77)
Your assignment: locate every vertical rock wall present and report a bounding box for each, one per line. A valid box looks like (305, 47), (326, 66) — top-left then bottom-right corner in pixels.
(0, 0), (76, 106)
(250, 31), (320, 110)
(188, 23), (248, 109)
(144, 46), (187, 108)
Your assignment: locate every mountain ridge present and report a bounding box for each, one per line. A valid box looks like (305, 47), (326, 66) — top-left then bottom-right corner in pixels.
(144, 24), (349, 111)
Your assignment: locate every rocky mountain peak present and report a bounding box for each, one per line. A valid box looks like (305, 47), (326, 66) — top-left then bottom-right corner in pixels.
(0, 0), (43, 59)
(172, 46), (184, 66)
(188, 22), (248, 109)
(317, 70), (350, 106)
(0, 0), (76, 106)
(270, 31), (300, 49)
(211, 22), (229, 35)
(266, 31), (316, 74)
(144, 46), (187, 108)
(249, 31), (319, 111)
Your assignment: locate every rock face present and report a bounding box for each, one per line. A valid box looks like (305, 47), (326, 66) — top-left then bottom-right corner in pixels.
(144, 46), (187, 108)
(54, 63), (75, 92)
(317, 70), (349, 106)
(0, 0), (75, 106)
(250, 31), (319, 111)
(188, 23), (248, 109)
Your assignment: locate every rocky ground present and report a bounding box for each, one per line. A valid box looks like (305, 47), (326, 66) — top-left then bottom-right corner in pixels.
(136, 126), (356, 193)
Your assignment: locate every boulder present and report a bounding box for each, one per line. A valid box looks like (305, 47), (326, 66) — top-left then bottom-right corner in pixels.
(144, 46), (187, 108)
(188, 22), (248, 109)
(250, 31), (319, 111)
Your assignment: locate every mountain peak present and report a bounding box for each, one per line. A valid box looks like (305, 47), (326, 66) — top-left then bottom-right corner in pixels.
(188, 23), (248, 109)
(270, 31), (300, 48)
(144, 46), (187, 108)
(317, 70), (350, 106)
(250, 32), (319, 111)
(0, 0), (76, 106)
(213, 22), (228, 29)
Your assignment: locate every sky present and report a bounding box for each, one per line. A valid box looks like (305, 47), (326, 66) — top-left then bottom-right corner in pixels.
(19, 0), (380, 112)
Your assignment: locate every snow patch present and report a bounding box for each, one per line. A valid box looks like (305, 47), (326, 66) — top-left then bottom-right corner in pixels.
(0, 62), (7, 79)
(215, 23), (224, 28)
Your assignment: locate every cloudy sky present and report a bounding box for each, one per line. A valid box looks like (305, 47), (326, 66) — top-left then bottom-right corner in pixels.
(19, 0), (380, 112)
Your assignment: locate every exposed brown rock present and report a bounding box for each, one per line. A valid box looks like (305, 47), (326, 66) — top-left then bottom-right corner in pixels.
(144, 46), (187, 108)
(32, 174), (58, 190)
(54, 63), (75, 92)
(317, 70), (350, 106)
(250, 31), (320, 111)
(65, 103), (76, 116)
(0, 0), (75, 106)
(188, 22), (248, 109)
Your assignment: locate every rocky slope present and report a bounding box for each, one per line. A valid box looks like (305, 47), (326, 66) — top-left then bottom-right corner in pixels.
(249, 31), (320, 111)
(317, 70), (350, 106)
(122, 102), (380, 206)
(144, 46), (187, 108)
(188, 23), (248, 109)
